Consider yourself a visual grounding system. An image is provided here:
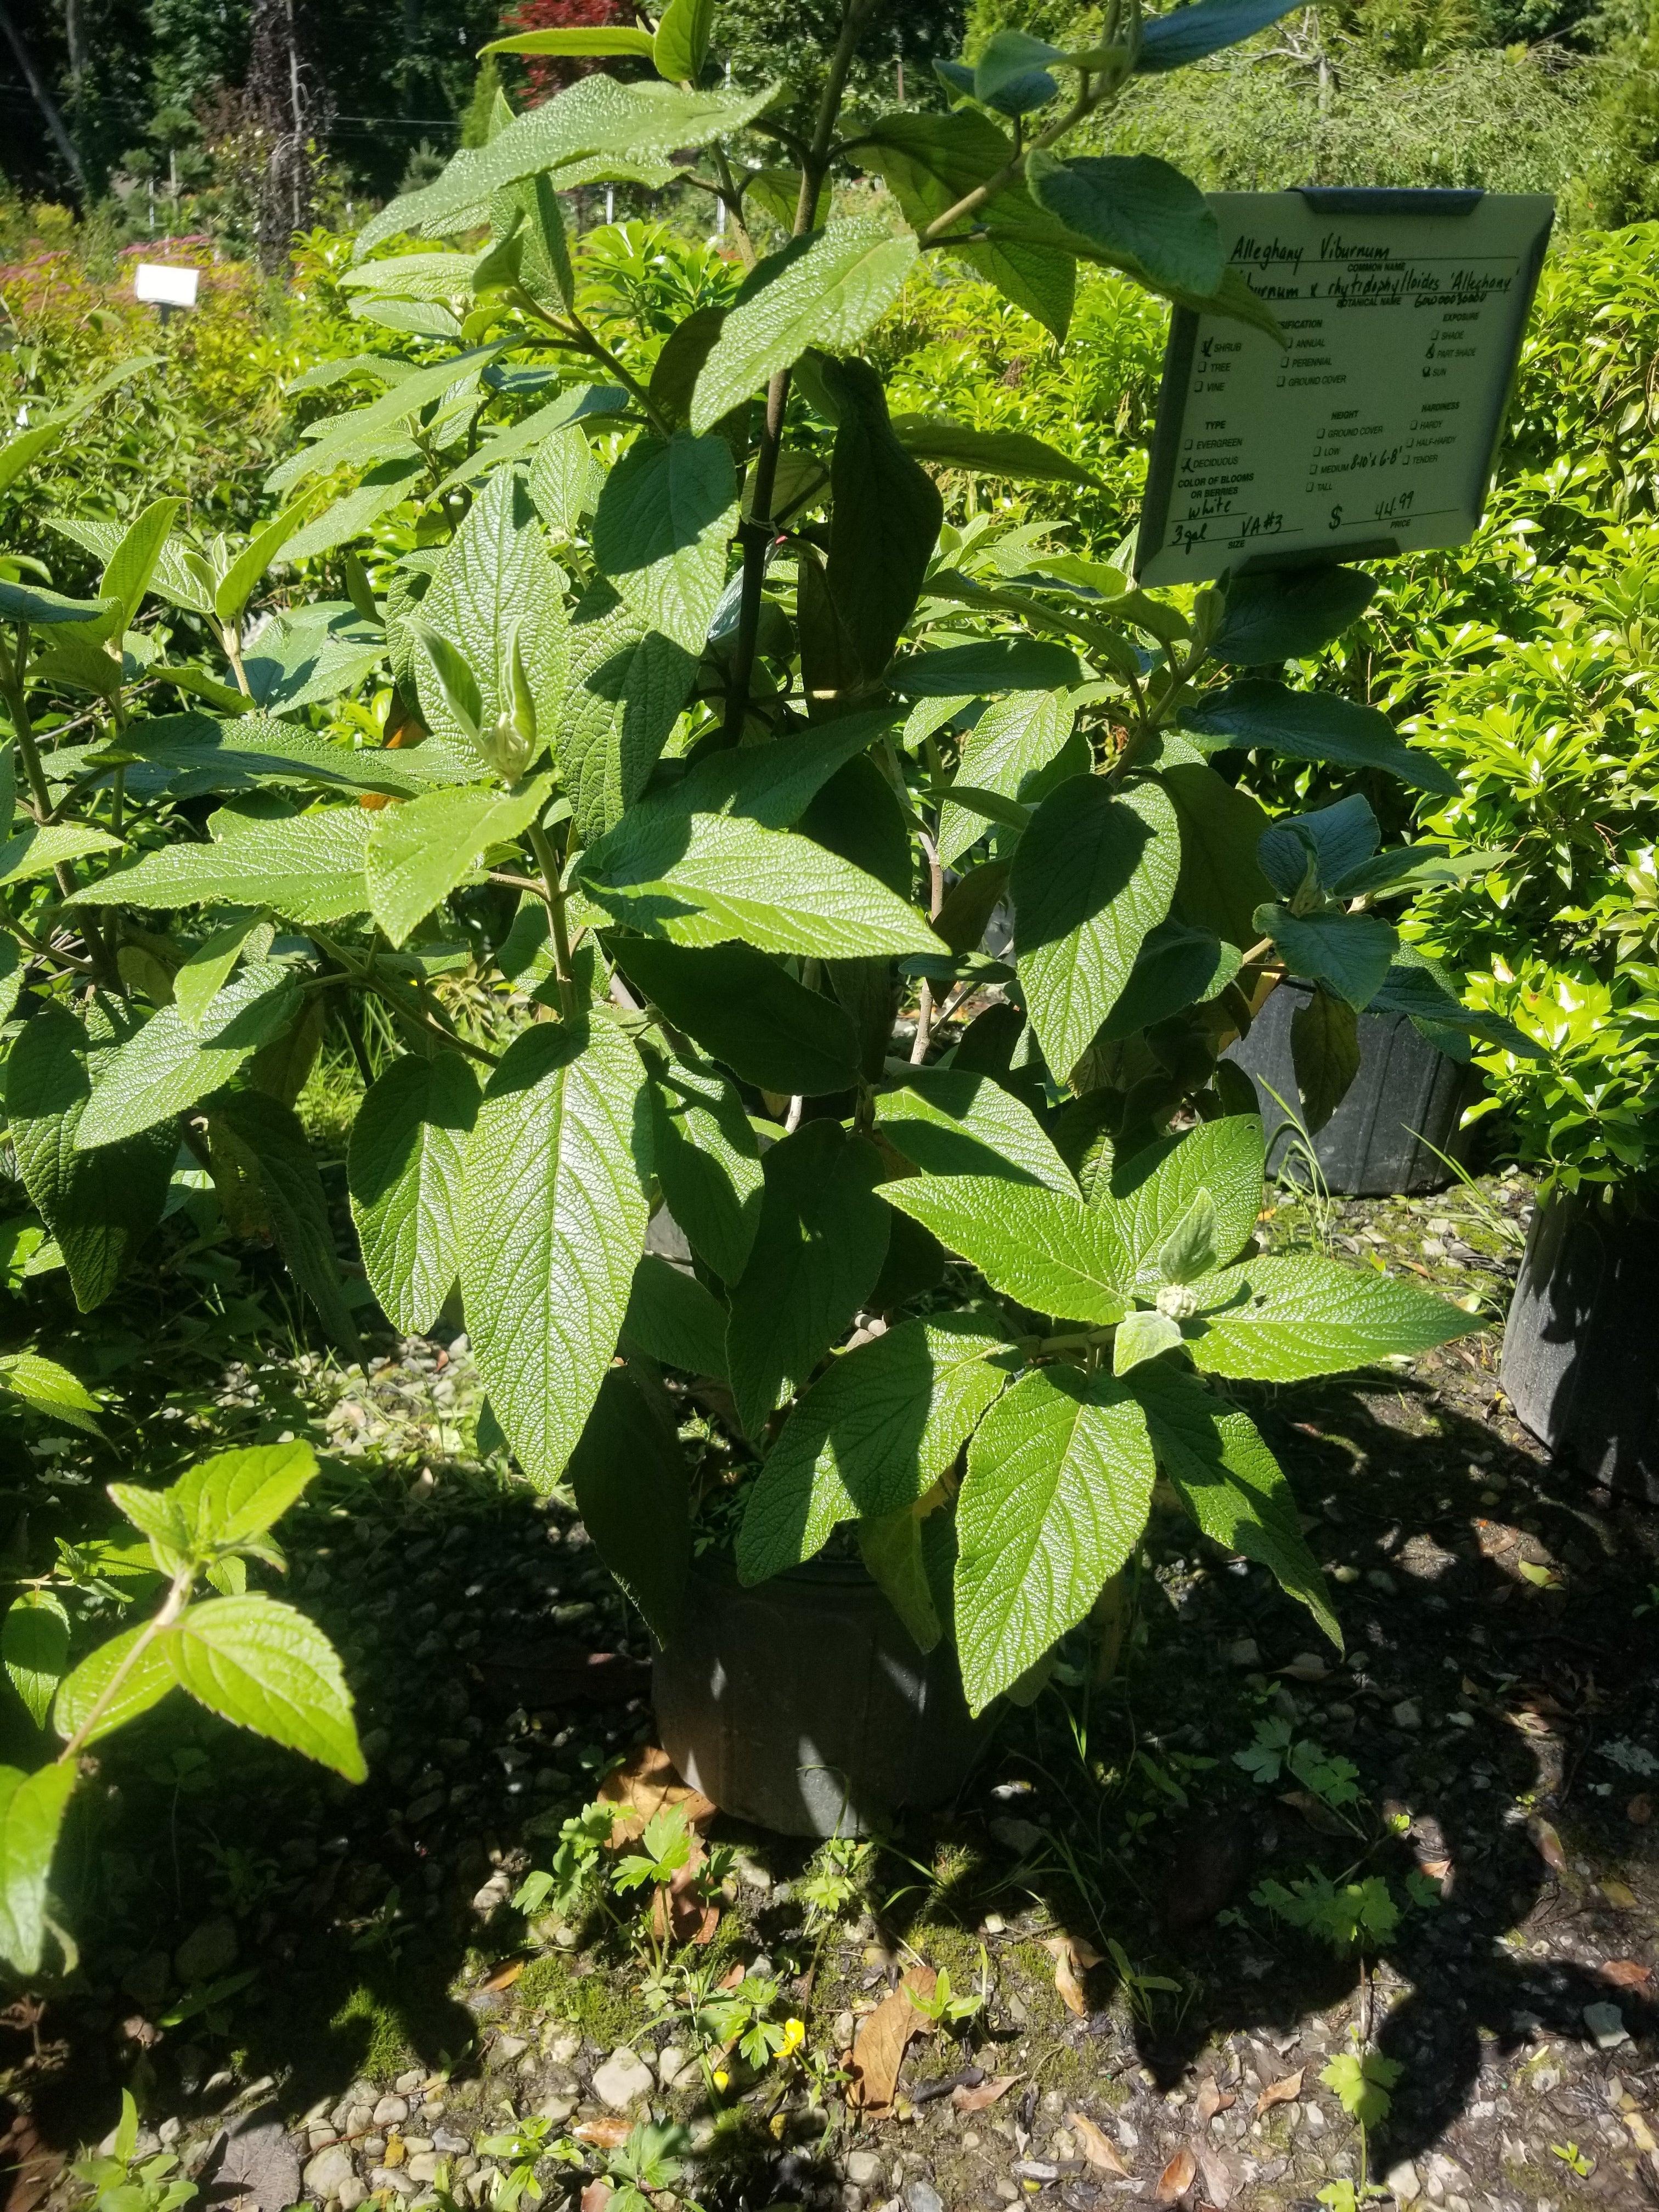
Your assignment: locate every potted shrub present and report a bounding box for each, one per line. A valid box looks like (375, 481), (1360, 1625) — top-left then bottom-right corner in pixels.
(2, 0), (1483, 1847)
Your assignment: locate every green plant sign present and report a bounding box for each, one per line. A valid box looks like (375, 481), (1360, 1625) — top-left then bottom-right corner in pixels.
(0, 0), (1497, 1966)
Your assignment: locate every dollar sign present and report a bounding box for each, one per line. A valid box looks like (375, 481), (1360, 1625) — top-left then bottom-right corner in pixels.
(1329, 503), (1344, 531)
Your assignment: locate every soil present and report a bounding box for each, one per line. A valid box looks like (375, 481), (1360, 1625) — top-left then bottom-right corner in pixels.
(6, 1171), (1657, 2212)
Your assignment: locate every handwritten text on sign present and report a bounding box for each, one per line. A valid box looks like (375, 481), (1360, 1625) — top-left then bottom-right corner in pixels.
(1136, 193), (1554, 587)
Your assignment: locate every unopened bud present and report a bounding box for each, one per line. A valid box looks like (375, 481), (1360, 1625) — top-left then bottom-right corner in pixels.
(1155, 1283), (1199, 1322)
(477, 712), (533, 781)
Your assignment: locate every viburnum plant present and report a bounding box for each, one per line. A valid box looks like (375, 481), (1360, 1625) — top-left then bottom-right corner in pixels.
(2, 0), (1499, 1848)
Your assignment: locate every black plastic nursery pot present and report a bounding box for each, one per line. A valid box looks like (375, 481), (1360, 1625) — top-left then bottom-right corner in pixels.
(1500, 1189), (1659, 1503)
(652, 1554), (987, 1838)
(1222, 975), (1472, 1197)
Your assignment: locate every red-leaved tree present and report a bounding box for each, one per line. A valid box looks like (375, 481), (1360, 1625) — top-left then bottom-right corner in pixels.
(495, 0), (641, 99)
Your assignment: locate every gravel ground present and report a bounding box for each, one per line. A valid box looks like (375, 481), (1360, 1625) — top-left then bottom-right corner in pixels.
(8, 1173), (1658, 2212)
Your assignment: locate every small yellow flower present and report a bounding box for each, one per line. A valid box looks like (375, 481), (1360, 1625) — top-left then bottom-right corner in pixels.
(781, 2017), (806, 2056)
(713, 2068), (730, 2092)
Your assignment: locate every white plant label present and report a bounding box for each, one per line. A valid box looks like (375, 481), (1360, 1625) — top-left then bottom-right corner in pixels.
(1136, 189), (1555, 586)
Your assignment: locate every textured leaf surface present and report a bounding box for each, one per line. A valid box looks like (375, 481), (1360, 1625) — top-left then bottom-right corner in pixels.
(738, 1313), (1009, 1582)
(1137, 0), (1302, 69)
(888, 416), (1102, 489)
(165, 1595), (365, 1779)
(0, 1763), (77, 1973)
(1100, 918), (1238, 1040)
(620, 1252), (729, 1376)
(560, 580), (698, 843)
(1291, 986), (1362, 1134)
(0, 822), (122, 885)
(940, 690), (1073, 868)
(415, 471), (568, 756)
(210, 1090), (359, 1355)
(348, 1054), (479, 1333)
(1255, 904), (1397, 1009)
(882, 1175), (1128, 1323)
(692, 222), (917, 432)
(891, 639), (1080, 695)
(725, 1122), (889, 1436)
(1180, 682), (1457, 795)
(1214, 567), (1377, 665)
(956, 1368), (1155, 1711)
(167, 1441), (319, 1550)
(366, 776), (551, 946)
(617, 938), (859, 1097)
(822, 355), (944, 686)
(567, 1369), (689, 1643)
(1128, 1363), (1338, 1642)
(461, 1019), (648, 1487)
(1028, 152), (1222, 295)
(5, 1003), (174, 1310)
(1163, 759), (1277, 951)
(592, 432), (736, 653)
(875, 1068), (1075, 1192)
(1186, 1254), (1475, 1380)
(3, 1595), (69, 1729)
(644, 1048), (764, 1284)
(1012, 775), (1180, 1080)
(1094, 1118), (1264, 1285)
(52, 1623), (176, 1748)
(69, 809), (374, 921)
(75, 963), (299, 1149)
(0, 1352), (103, 1432)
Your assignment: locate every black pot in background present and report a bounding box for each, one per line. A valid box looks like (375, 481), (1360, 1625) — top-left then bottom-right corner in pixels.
(1500, 1189), (1659, 1503)
(652, 1554), (986, 1838)
(1222, 977), (1473, 1197)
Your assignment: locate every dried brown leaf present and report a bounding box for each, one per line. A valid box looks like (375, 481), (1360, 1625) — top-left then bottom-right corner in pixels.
(1041, 1934), (1097, 2017)
(1418, 1857), (1452, 1882)
(482, 1956), (526, 1991)
(1601, 1878), (1639, 1910)
(579, 2181), (613, 2212)
(573, 2119), (633, 2151)
(1601, 1959), (1654, 1992)
(1194, 2079), (1235, 2124)
(598, 1745), (716, 1847)
(847, 1966), (936, 2115)
(1254, 2068), (1303, 2117)
(1068, 2111), (1132, 2176)
(1527, 1815), (1568, 1874)
(1197, 2145), (1238, 2208)
(1629, 1793), (1652, 1826)
(953, 2075), (1019, 2114)
(1155, 2146), (1197, 2202)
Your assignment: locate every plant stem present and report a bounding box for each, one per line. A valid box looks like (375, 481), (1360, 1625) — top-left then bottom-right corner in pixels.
(915, 77), (1102, 246)
(526, 819), (578, 1018)
(723, 0), (882, 742)
(59, 1567), (193, 1763)
(909, 825), (945, 1064)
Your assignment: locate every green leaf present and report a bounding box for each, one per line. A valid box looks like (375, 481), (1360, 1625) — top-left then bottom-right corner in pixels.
(1254, 904), (1397, 1009)
(1012, 775), (1181, 1081)
(1113, 1306), (1184, 1374)
(614, 939), (860, 1097)
(1179, 681), (1458, 795)
(592, 432), (737, 653)
(208, 1090), (360, 1355)
(1099, 918), (1239, 1041)
(1186, 1254), (1476, 1380)
(167, 1440), (319, 1550)
(1157, 1188), (1219, 1283)
(460, 1018), (649, 1488)
(1258, 795), (1379, 900)
(800, 753), (912, 899)
(974, 28), (1063, 108)
(171, 913), (267, 1030)
(820, 355), (944, 687)
(267, 345), (507, 495)
(888, 416), (1102, 490)
(1369, 945), (1536, 1056)
(3, 1595), (70, 1729)
(163, 1594), (365, 1780)
(1163, 760), (1277, 951)
(1027, 152), (1222, 296)
(1214, 566), (1376, 665)
(0, 1351), (104, 1434)
(566, 1368), (689, 1643)
(99, 495), (183, 629)
(284, 456), (427, 560)
(5, 1002), (175, 1311)
(857, 109), (1076, 340)
(1137, 0), (1302, 70)
(69, 808), (373, 922)
(0, 579), (116, 626)
(560, 580), (699, 843)
(881, 1175), (1130, 1324)
(612, 709), (897, 839)
(1095, 1116), (1265, 1285)
(643, 1046), (764, 1284)
(366, 775), (552, 947)
(52, 1622), (177, 1747)
(935, 858), (1010, 955)
(856, 1510), (943, 1651)
(875, 1067), (1074, 1190)
(74, 963), (300, 1149)
(0, 821), (122, 885)
(416, 471), (569, 761)
(691, 222), (917, 433)
(111, 714), (475, 802)
(348, 1053), (480, 1334)
(620, 1252), (729, 1376)
(579, 810), (941, 960)
(529, 425), (596, 538)
(1291, 986), (1362, 1135)
(652, 0), (714, 83)
(890, 638), (1080, 695)
(1127, 1362), (1338, 1643)
(725, 1122), (890, 1436)
(213, 507), (309, 625)
(0, 1762), (77, 1973)
(737, 1312), (1009, 1581)
(955, 1367), (1154, 1711)
(481, 24), (657, 57)
(939, 689), (1074, 868)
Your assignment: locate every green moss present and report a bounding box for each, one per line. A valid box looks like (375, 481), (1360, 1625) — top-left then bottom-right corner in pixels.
(515, 1950), (647, 2045)
(329, 1987), (420, 2082)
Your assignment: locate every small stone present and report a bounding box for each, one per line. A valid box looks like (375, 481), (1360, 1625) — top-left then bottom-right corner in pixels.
(175, 1916), (239, 1985)
(159, 2121), (184, 2148)
(1392, 1700), (1421, 1730)
(338, 2185), (368, 2212)
(373, 2099), (410, 2131)
(346, 2107), (375, 2137)
(906, 2184), (943, 2212)
(737, 1855), (772, 1889)
(396, 2071), (425, 2095)
(1366, 1570), (1397, 1596)
(1226, 1639), (1261, 1667)
(303, 2146), (357, 2200)
(433, 2134), (470, 2155)
(846, 2152), (884, 2187)
(657, 2045), (693, 2090)
(592, 2048), (655, 2109)
(1583, 2002), (1629, 2049)
(535, 2096), (576, 2126)
(309, 2128), (340, 2152)
(544, 2028), (581, 2065)
(834, 2010), (855, 2047)
(368, 2170), (414, 2198)
(407, 2157), (441, 2185)
(490, 2035), (528, 2065)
